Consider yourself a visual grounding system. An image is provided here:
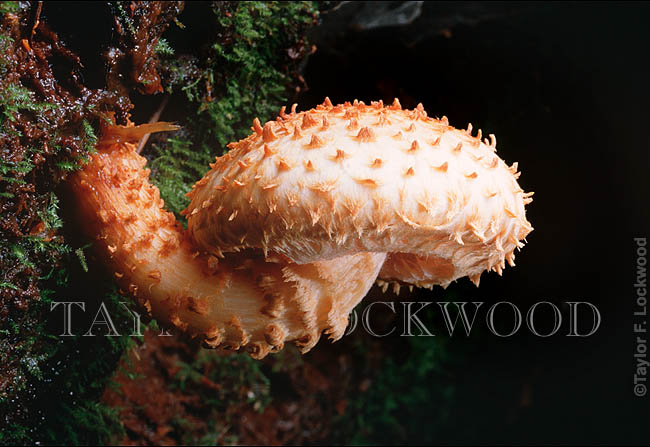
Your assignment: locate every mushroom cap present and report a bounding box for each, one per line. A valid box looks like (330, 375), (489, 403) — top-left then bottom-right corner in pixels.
(186, 99), (533, 288)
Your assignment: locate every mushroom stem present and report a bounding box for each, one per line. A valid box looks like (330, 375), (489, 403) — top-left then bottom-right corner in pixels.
(68, 125), (385, 358)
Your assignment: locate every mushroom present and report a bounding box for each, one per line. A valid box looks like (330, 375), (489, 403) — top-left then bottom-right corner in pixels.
(68, 98), (533, 358)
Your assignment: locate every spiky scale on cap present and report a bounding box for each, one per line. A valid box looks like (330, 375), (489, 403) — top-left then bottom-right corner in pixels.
(262, 122), (277, 142)
(305, 134), (324, 149)
(252, 117), (263, 135)
(277, 158), (292, 171)
(301, 113), (318, 129)
(291, 124), (302, 140)
(355, 127), (376, 142)
(331, 149), (348, 162)
(434, 161), (449, 172)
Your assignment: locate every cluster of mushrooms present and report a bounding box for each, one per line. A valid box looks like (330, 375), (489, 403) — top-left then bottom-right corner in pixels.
(69, 98), (533, 358)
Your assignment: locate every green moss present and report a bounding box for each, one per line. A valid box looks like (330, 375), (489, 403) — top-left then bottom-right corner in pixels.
(170, 350), (271, 445)
(114, 1), (136, 37)
(0, 1), (19, 15)
(148, 137), (212, 219)
(177, 350), (271, 409)
(81, 119), (98, 153)
(0, 282), (137, 445)
(0, 69), (133, 442)
(154, 38), (175, 56)
(0, 7), (133, 444)
(200, 1), (317, 147)
(0, 83), (56, 124)
(330, 305), (458, 445)
(152, 2), (318, 217)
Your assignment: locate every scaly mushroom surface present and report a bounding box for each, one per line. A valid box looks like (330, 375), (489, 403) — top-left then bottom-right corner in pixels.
(68, 99), (533, 358)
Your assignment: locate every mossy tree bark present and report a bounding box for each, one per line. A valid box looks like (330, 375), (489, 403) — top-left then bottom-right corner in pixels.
(0, 2), (320, 444)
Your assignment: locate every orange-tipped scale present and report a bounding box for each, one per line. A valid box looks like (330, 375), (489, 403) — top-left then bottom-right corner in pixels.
(69, 99), (532, 358)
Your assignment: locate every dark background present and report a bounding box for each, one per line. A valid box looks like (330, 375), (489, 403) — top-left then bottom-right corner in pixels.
(297, 2), (649, 444)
